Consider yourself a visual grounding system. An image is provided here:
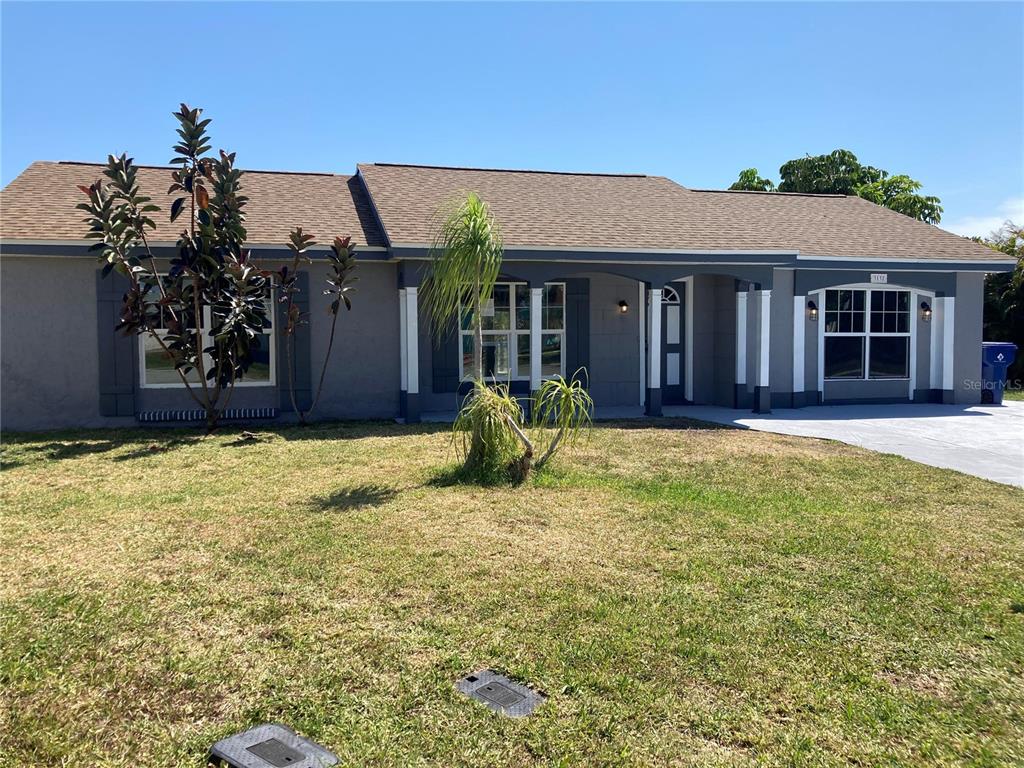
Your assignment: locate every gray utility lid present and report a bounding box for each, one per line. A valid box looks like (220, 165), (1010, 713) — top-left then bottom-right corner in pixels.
(456, 669), (546, 717)
(209, 723), (338, 768)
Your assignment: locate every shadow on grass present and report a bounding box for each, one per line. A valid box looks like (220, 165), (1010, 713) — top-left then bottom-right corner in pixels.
(311, 483), (398, 512)
(591, 417), (734, 432)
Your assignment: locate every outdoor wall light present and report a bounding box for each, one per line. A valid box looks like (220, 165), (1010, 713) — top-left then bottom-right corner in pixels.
(921, 301), (932, 322)
(807, 300), (818, 321)
(618, 300), (629, 314)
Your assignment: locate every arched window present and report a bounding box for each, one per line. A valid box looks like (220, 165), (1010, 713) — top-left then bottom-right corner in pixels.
(663, 285), (681, 304)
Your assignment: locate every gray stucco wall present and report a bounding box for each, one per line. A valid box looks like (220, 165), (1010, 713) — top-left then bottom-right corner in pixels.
(952, 271), (984, 404)
(711, 277), (737, 407)
(310, 261), (400, 419)
(587, 273), (641, 407)
(1, 256), (113, 431)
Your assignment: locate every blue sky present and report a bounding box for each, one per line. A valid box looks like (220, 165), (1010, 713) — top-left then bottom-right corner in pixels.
(2, 1), (1022, 237)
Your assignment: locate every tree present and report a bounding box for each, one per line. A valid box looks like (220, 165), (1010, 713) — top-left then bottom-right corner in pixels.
(420, 193), (504, 383)
(278, 229), (358, 424)
(421, 192), (592, 482)
(78, 104), (356, 430)
(979, 221), (1024, 382)
(728, 149), (943, 224)
(856, 174), (942, 225)
(777, 149), (885, 195)
(729, 168), (775, 192)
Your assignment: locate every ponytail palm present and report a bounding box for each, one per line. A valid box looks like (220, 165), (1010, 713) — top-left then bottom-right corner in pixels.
(420, 193), (503, 380)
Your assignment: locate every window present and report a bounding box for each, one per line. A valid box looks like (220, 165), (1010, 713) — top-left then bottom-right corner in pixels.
(140, 279), (275, 388)
(460, 282), (565, 380)
(823, 288), (910, 381)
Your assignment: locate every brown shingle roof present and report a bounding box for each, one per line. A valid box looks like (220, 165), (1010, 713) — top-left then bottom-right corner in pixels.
(357, 163), (1004, 261)
(0, 161), (386, 247)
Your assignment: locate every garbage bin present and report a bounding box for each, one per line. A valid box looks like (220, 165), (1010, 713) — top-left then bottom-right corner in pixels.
(981, 342), (1018, 404)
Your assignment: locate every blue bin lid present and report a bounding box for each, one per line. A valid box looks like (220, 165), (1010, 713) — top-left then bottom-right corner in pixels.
(982, 341), (1017, 365)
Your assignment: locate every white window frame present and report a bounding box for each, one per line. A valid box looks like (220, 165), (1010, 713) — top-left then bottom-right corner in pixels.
(458, 281), (566, 382)
(139, 280), (276, 389)
(822, 287), (911, 382)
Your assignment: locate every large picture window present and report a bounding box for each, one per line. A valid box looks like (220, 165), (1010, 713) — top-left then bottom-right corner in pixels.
(823, 288), (910, 381)
(460, 282), (565, 381)
(139, 279), (275, 388)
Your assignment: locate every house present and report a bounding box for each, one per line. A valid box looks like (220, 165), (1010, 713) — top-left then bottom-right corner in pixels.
(0, 160), (1014, 431)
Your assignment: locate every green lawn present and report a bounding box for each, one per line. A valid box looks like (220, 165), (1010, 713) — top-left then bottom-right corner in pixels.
(1, 421), (1023, 767)
(1002, 387), (1024, 401)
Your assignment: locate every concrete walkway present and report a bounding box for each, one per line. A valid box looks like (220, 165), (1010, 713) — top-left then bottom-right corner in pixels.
(665, 401), (1024, 488)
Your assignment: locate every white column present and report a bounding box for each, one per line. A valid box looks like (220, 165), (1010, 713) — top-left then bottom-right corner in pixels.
(735, 290), (747, 385)
(398, 288), (408, 392)
(405, 287), (419, 395)
(529, 287), (542, 391)
(942, 296), (955, 392)
(758, 289), (771, 388)
(684, 278), (694, 403)
(792, 295), (805, 394)
(648, 288), (663, 389)
(638, 281), (646, 406)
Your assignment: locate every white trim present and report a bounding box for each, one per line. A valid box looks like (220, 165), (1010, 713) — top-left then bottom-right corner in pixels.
(758, 289), (771, 388)
(139, 284), (276, 389)
(792, 295), (805, 393)
(820, 287), (914, 383)
(399, 288), (408, 392)
(405, 287), (419, 395)
(392, 242), (800, 256)
(816, 281), (936, 297)
(648, 288), (662, 389)
(684, 278), (694, 402)
(529, 287), (543, 391)
(638, 281), (646, 405)
(735, 291), (748, 385)
(908, 290), (918, 400)
(942, 297), (955, 391)
(457, 281), (565, 382)
(796, 254), (1014, 266)
(0, 238), (389, 252)
(816, 290), (825, 393)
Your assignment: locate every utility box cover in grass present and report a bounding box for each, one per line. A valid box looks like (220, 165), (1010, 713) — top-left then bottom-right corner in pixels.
(457, 669), (546, 717)
(209, 723), (338, 767)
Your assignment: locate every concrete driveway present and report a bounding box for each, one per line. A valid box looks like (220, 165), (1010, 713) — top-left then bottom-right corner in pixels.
(666, 401), (1024, 488)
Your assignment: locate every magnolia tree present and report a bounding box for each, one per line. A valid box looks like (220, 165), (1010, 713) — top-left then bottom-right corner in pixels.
(78, 104), (357, 430)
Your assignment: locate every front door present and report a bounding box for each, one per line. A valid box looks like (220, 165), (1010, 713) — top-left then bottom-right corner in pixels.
(661, 285), (685, 404)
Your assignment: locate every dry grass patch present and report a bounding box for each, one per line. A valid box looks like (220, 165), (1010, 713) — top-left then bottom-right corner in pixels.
(2, 419), (1023, 767)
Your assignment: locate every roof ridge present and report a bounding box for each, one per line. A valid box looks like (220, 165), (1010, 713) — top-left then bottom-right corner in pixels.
(691, 188), (849, 199)
(54, 160), (344, 178)
(366, 162), (648, 179)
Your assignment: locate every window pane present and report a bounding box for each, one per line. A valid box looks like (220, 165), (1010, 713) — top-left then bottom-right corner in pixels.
(869, 336), (909, 379)
(482, 335), (510, 378)
(896, 314), (908, 333)
(825, 312), (839, 333)
(543, 307), (564, 331)
(824, 336), (864, 379)
(481, 285), (511, 330)
(143, 334), (199, 385)
(515, 285), (530, 330)
(871, 291), (883, 311)
(884, 291), (897, 311)
(839, 313), (852, 333)
(246, 334), (272, 382)
(870, 314), (884, 333)
(462, 334), (473, 373)
(825, 290), (838, 311)
(853, 291), (865, 311)
(543, 283), (565, 330)
(897, 292), (909, 312)
(852, 313), (864, 333)
(541, 333), (562, 376)
(517, 333), (530, 375)
(839, 290), (853, 311)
